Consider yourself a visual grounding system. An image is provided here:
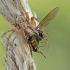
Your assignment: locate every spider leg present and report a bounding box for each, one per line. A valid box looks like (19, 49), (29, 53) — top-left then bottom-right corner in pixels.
(7, 30), (15, 40)
(31, 17), (40, 22)
(1, 29), (14, 37)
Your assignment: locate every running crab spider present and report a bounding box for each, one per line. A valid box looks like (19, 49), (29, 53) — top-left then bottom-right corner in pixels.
(1, 12), (40, 41)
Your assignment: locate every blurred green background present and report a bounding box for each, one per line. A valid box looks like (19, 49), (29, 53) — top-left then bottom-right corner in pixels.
(0, 0), (70, 70)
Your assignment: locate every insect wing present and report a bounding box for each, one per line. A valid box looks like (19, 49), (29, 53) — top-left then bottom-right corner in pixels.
(36, 7), (59, 29)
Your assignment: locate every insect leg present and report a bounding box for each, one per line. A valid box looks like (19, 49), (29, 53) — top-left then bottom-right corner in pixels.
(37, 51), (46, 58)
(29, 43), (33, 56)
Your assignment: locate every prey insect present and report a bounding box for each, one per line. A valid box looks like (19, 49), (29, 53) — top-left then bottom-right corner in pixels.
(28, 7), (59, 58)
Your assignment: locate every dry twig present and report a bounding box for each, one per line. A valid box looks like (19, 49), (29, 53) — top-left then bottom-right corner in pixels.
(0, 0), (36, 70)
